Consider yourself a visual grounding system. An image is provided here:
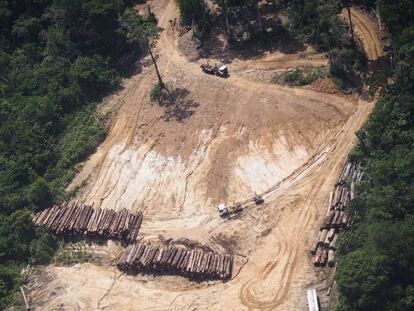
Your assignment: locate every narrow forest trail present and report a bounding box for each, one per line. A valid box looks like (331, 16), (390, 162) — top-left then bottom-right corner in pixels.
(30, 2), (379, 311)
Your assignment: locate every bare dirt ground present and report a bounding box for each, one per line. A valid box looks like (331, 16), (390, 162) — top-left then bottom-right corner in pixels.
(236, 47), (328, 71)
(29, 2), (381, 310)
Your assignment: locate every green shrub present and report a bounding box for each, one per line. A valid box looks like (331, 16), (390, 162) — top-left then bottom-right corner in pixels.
(284, 66), (328, 86)
(150, 82), (168, 103)
(284, 69), (304, 85)
(53, 243), (100, 266)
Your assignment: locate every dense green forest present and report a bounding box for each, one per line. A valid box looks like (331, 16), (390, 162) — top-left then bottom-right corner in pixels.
(336, 1), (414, 310)
(0, 0), (158, 307)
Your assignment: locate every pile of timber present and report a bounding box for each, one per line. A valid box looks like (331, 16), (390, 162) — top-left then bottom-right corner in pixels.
(328, 162), (363, 211)
(117, 242), (233, 280)
(32, 202), (142, 241)
(311, 162), (362, 267)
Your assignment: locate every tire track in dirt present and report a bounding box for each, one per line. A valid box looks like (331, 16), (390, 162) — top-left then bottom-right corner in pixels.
(73, 3), (354, 216)
(238, 99), (374, 310)
(342, 8), (384, 61)
(239, 173), (323, 309)
(75, 74), (153, 203)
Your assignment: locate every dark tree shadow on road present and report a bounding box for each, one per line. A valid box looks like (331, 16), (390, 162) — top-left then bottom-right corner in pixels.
(155, 87), (199, 123)
(163, 98), (199, 122)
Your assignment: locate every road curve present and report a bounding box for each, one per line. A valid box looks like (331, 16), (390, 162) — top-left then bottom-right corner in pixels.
(342, 8), (384, 61)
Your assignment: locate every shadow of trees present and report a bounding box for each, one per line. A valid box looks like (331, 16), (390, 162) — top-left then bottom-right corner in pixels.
(199, 21), (305, 63)
(155, 87), (200, 123)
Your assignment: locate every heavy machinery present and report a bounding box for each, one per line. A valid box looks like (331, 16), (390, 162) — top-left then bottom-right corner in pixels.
(217, 193), (264, 218)
(217, 202), (242, 218)
(217, 203), (229, 217)
(234, 202), (243, 213)
(201, 62), (228, 78)
(253, 193), (264, 205)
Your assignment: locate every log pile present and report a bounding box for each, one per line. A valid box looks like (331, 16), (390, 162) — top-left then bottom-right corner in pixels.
(32, 202), (142, 241)
(117, 242), (233, 280)
(311, 162), (362, 267)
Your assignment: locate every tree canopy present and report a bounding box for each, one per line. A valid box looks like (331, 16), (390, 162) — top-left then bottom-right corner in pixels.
(0, 0), (156, 308)
(336, 1), (414, 310)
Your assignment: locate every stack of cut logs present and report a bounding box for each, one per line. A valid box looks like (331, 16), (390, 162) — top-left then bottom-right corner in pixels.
(117, 242), (233, 280)
(32, 202), (142, 241)
(311, 162), (363, 267)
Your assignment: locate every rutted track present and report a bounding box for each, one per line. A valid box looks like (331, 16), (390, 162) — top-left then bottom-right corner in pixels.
(342, 8), (384, 61)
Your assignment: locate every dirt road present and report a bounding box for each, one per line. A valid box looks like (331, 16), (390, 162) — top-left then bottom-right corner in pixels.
(30, 2), (375, 310)
(342, 8), (384, 61)
(238, 47), (328, 71)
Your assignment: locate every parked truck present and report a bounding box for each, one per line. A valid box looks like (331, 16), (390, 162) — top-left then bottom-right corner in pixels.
(201, 62), (229, 78)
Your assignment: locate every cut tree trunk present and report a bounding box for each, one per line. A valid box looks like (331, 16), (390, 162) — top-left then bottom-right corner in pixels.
(256, 0), (264, 33)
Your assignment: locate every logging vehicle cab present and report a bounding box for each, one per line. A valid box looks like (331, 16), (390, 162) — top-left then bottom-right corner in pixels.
(200, 62), (229, 78)
(218, 203), (229, 217)
(218, 65), (228, 77)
